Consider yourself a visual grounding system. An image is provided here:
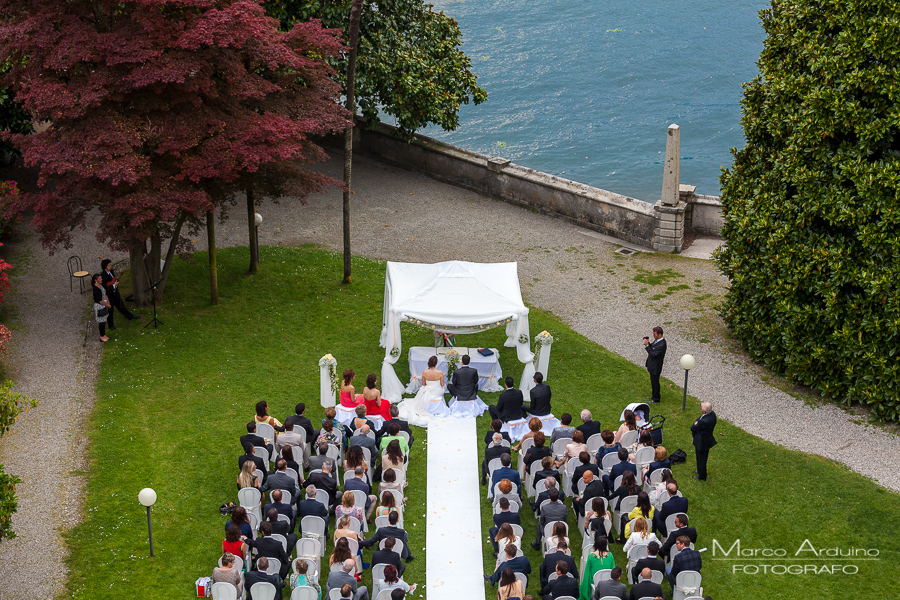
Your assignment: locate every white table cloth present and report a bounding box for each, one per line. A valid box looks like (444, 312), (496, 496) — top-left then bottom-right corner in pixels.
(501, 414), (562, 442)
(334, 404), (384, 432)
(406, 347), (504, 393)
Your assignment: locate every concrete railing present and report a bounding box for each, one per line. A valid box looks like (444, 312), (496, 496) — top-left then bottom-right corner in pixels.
(332, 121), (722, 250)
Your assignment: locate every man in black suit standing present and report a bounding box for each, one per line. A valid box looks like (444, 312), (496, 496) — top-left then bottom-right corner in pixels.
(377, 406), (414, 445)
(489, 377), (525, 423)
(691, 402), (717, 481)
(524, 372), (552, 416)
(448, 354), (479, 401)
(100, 259), (139, 322)
(245, 557), (284, 600)
(630, 541), (665, 585)
(659, 514), (697, 562)
(643, 326), (667, 402)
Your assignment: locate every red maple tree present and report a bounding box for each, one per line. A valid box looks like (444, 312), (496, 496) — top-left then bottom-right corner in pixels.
(0, 0), (350, 303)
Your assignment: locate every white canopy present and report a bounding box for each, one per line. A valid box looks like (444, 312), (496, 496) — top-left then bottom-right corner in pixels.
(379, 261), (535, 402)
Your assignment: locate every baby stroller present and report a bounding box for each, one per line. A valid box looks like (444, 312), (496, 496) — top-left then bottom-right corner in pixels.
(619, 402), (665, 446)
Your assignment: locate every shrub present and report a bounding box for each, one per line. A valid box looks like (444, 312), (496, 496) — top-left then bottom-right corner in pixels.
(716, 0), (900, 420)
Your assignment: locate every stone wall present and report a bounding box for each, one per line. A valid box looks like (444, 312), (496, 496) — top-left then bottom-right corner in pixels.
(333, 121), (722, 250)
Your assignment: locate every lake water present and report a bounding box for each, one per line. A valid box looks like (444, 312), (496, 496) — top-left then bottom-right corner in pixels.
(414, 0), (767, 203)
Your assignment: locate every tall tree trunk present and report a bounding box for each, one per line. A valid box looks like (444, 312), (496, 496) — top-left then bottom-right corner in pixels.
(207, 211), (219, 306)
(156, 212), (186, 299)
(129, 243), (150, 307)
(342, 0), (364, 285)
(247, 186), (258, 274)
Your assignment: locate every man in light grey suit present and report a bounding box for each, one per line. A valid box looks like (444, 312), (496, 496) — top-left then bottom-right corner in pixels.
(260, 459), (299, 500)
(326, 559), (370, 600)
(591, 566), (627, 600)
(448, 354), (479, 400)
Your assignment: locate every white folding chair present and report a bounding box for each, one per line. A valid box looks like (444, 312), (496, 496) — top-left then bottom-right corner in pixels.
(673, 570), (702, 600)
(379, 538), (404, 558)
(256, 422), (276, 444)
(398, 430), (411, 444)
(238, 487), (262, 522)
(649, 570), (665, 584)
(328, 589), (344, 600)
(634, 447), (655, 480)
(291, 587), (319, 600)
(493, 499), (520, 514)
(360, 446), (372, 466)
(509, 524), (524, 540)
(345, 515), (363, 534)
(551, 437), (572, 460)
(272, 489), (293, 506)
(300, 516), (327, 555)
(374, 515), (391, 529)
(313, 489), (330, 510)
(294, 539), (322, 574)
(374, 590), (393, 600)
(487, 458), (503, 481)
(525, 460), (543, 498)
(613, 475), (623, 492)
(554, 597), (576, 600)
(543, 520), (567, 540)
(613, 496), (638, 535)
(619, 430), (638, 448)
(329, 563), (345, 573)
(670, 541), (694, 563)
(251, 581), (277, 600)
(586, 433), (605, 454)
(264, 558), (282, 576)
(286, 467), (301, 484)
(371, 563), (387, 598)
(514, 572), (528, 590)
(385, 488), (404, 507)
(253, 469), (265, 485)
(211, 582), (238, 600)
(626, 543), (649, 584)
(254, 446), (270, 468)
(592, 569), (612, 585)
(271, 533), (288, 553)
(325, 445), (341, 462)
(292, 557), (319, 580)
(601, 452), (619, 475)
(277, 514), (291, 527)
(218, 554), (244, 572)
(664, 514), (679, 536)
(490, 481), (518, 500)
(249, 512), (259, 540)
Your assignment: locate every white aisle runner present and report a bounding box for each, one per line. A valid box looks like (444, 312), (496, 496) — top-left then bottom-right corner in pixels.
(426, 417), (486, 600)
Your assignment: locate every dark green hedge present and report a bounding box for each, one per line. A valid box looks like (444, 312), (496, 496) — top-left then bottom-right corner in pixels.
(716, 0), (900, 420)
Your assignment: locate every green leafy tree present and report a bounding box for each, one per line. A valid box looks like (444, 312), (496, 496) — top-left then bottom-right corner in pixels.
(266, 0), (487, 138)
(0, 63), (31, 161)
(0, 380), (35, 542)
(716, 0), (900, 420)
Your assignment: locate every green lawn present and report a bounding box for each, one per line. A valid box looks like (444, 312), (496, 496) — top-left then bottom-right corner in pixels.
(63, 245), (900, 600)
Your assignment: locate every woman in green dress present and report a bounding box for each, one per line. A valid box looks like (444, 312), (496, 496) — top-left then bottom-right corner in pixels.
(579, 533), (616, 600)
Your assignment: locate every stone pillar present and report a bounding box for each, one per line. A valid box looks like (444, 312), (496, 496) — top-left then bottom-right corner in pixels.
(319, 356), (336, 408)
(654, 201), (687, 252)
(661, 124), (680, 206)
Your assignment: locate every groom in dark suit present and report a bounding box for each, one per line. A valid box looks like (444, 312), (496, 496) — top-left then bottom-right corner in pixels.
(448, 354), (479, 401)
(643, 326), (667, 402)
(488, 377), (525, 423)
(524, 372), (551, 416)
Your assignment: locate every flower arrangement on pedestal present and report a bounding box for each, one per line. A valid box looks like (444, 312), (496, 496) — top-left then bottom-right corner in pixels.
(534, 330), (554, 363)
(446, 348), (460, 379)
(318, 354), (338, 395)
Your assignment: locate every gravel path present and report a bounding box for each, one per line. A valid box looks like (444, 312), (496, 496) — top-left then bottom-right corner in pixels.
(1, 150), (898, 598)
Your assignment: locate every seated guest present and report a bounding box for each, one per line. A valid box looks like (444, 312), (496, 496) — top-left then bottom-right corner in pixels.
(628, 430), (654, 464)
(602, 448), (637, 494)
(222, 523), (248, 557)
(246, 557), (284, 600)
(350, 405), (377, 436)
(379, 468), (407, 503)
(237, 460), (261, 491)
(653, 483), (688, 537)
(544, 521), (569, 552)
(594, 430), (621, 463)
(326, 559), (370, 600)
(316, 419), (344, 450)
(264, 489), (296, 531)
(484, 543), (531, 585)
(371, 536), (406, 578)
(484, 419), (513, 446)
(378, 564), (417, 596)
(239, 442), (268, 481)
(308, 461), (339, 508)
(379, 422), (410, 455)
(538, 540), (578, 591)
(630, 541), (665, 585)
(549, 413), (575, 446)
(650, 469), (676, 509)
(335, 491), (365, 524)
(345, 466), (377, 520)
(382, 440), (407, 475)
(289, 558), (321, 597)
(255, 400), (285, 433)
(211, 552), (243, 597)
(489, 454), (522, 498)
(246, 522), (290, 578)
(261, 459), (300, 500)
(378, 405), (414, 445)
(571, 451), (600, 494)
(573, 470), (605, 517)
(490, 497), (521, 554)
(339, 369), (363, 408)
(523, 432), (552, 476)
(584, 497), (613, 540)
(334, 515), (359, 544)
(668, 535), (702, 585)
(524, 371), (552, 416)
(493, 523), (522, 569)
(344, 445), (373, 482)
(285, 402), (315, 445)
(607, 471), (640, 512)
(659, 514), (697, 561)
(226, 506), (253, 539)
(376, 490), (401, 519)
(329, 537), (355, 571)
(488, 377), (525, 423)
(629, 568), (662, 600)
(297, 485), (330, 536)
(621, 491), (655, 541)
(576, 409), (602, 441)
(492, 478), (518, 508)
(556, 430), (587, 468)
(623, 517), (660, 559)
(282, 446), (302, 480)
(613, 410), (637, 444)
(360, 511), (415, 562)
(497, 566), (525, 600)
(580, 534), (616, 600)
(482, 433), (510, 485)
(590, 566), (626, 600)
(513, 416), (543, 451)
(276, 421), (309, 468)
(322, 407), (351, 445)
(266, 507), (298, 552)
(532, 476), (566, 514)
(309, 442), (333, 473)
(541, 561), (578, 600)
(531, 456), (560, 492)
(532, 487), (567, 550)
(362, 373), (392, 421)
(242, 421), (274, 458)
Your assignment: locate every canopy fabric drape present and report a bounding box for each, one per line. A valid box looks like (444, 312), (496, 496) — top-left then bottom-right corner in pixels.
(380, 261), (534, 402)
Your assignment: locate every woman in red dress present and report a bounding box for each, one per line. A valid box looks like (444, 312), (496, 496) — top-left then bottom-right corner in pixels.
(362, 373), (391, 420)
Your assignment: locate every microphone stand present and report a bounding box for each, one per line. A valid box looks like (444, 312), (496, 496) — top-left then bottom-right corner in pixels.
(143, 278), (164, 330)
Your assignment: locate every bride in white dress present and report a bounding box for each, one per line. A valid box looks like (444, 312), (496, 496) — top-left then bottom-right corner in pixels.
(397, 355), (451, 427)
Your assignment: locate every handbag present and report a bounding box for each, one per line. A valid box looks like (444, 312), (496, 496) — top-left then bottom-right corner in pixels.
(669, 449), (687, 464)
(97, 306), (109, 318)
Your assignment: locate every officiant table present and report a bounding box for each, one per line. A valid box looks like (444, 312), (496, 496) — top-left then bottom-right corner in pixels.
(407, 347), (504, 393)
